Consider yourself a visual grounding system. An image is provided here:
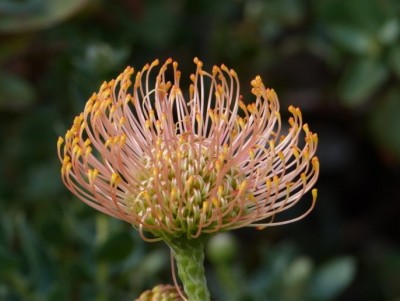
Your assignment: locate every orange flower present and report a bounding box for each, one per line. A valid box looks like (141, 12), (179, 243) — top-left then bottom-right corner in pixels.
(57, 58), (319, 241)
(134, 284), (183, 301)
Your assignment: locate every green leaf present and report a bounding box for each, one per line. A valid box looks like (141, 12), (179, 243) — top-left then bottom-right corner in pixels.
(339, 58), (388, 107)
(284, 256), (313, 287)
(315, 0), (386, 32)
(328, 25), (379, 55)
(0, 0), (42, 14)
(282, 257), (313, 301)
(249, 242), (298, 297)
(309, 257), (356, 300)
(73, 42), (130, 75)
(207, 232), (238, 264)
(134, 249), (168, 278)
(0, 0), (90, 33)
(16, 213), (50, 294)
(378, 19), (400, 45)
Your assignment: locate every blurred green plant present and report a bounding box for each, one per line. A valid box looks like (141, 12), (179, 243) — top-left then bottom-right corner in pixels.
(1, 0), (400, 300)
(0, 199), (169, 301)
(219, 0), (400, 158)
(313, 0), (399, 107)
(0, 0), (90, 33)
(207, 233), (356, 301)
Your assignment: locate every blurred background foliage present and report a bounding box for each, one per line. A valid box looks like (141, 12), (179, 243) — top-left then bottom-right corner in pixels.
(0, 0), (399, 300)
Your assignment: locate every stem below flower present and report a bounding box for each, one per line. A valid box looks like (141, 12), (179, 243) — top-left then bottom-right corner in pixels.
(166, 236), (210, 301)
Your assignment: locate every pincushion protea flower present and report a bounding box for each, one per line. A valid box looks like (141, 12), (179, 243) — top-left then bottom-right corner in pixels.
(134, 284), (183, 301)
(57, 58), (318, 240)
(57, 58), (319, 301)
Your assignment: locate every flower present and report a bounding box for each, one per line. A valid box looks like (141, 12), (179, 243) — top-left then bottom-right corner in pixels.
(134, 284), (183, 301)
(57, 58), (319, 242)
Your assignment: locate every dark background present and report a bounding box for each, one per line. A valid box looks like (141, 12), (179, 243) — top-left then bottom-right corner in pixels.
(1, 0), (399, 300)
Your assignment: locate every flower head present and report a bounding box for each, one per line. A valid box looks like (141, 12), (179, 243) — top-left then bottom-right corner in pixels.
(58, 58), (319, 241)
(134, 284), (183, 301)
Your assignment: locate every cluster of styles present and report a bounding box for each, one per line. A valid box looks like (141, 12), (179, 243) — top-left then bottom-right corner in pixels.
(58, 58), (319, 301)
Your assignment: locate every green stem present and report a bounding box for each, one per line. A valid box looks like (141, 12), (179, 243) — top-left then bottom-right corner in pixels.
(166, 236), (210, 301)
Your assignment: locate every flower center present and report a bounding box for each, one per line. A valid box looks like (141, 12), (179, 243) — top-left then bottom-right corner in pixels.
(126, 135), (247, 238)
